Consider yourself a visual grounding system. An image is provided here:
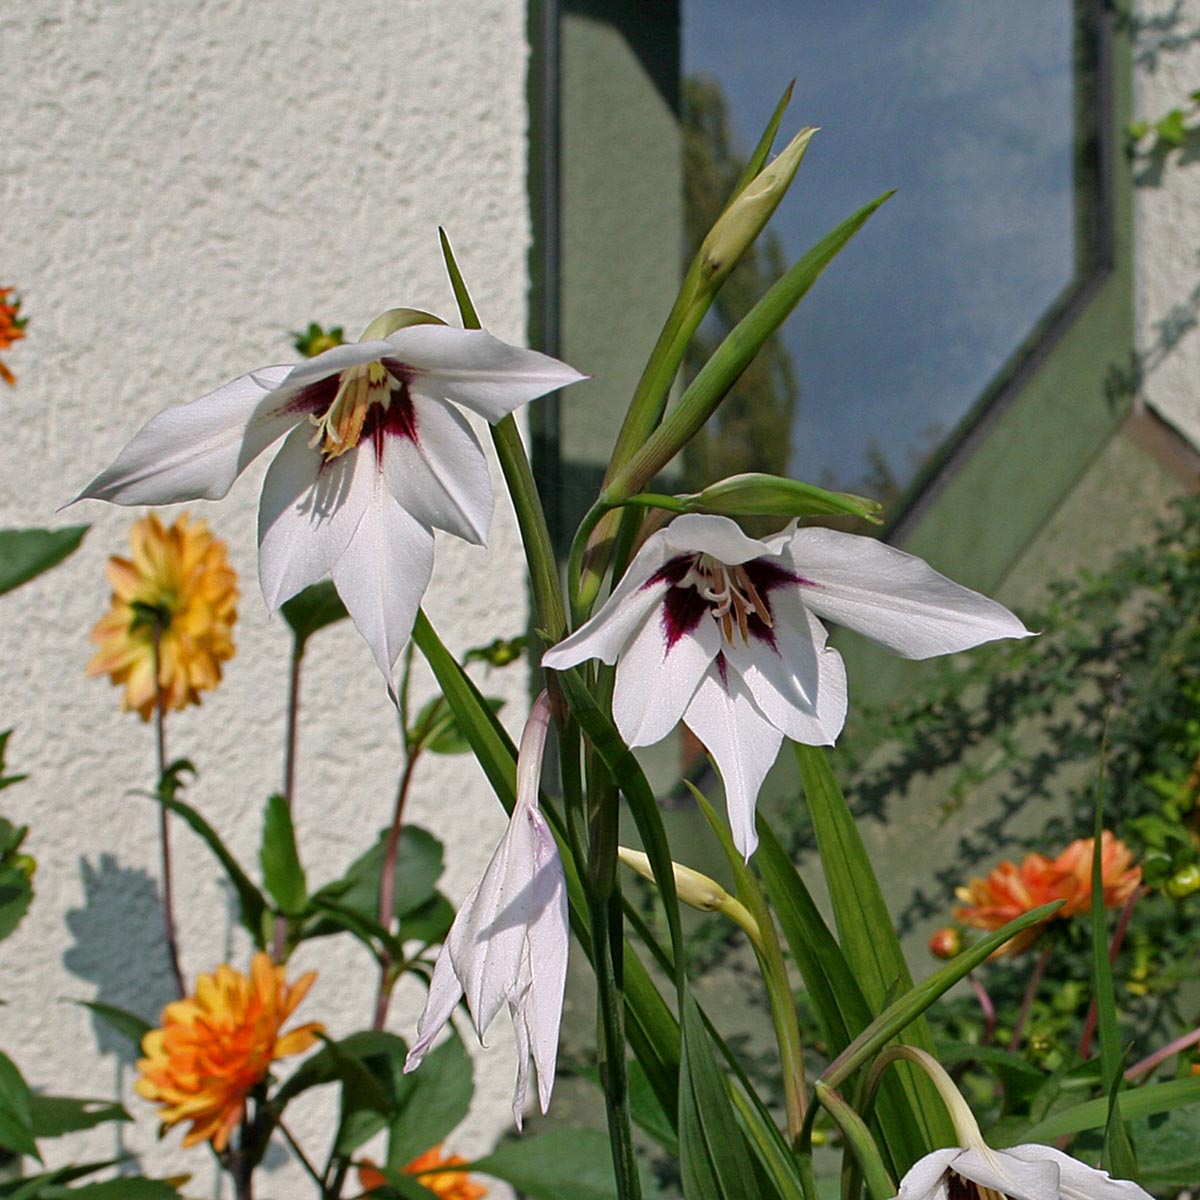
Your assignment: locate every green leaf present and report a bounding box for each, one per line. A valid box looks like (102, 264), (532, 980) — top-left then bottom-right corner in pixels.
(0, 1052), (38, 1161)
(411, 612), (520, 814)
(28, 1096), (129, 1138)
(553, 666), (684, 979)
(39, 1179), (184, 1198)
(826, 901), (1062, 1087)
(469, 1129), (650, 1200)
(0, 865), (33, 944)
(260, 794), (307, 915)
(0, 733), (28, 792)
(398, 891), (455, 945)
(310, 826), (443, 933)
(679, 991), (760, 1200)
(0, 527), (88, 598)
(331, 1034), (403, 1158)
(794, 745), (954, 1160)
(1154, 107), (1188, 147)
(385, 1034), (473, 1169)
(1124, 1106), (1200, 1189)
(410, 695), (506, 756)
(0, 1160), (121, 1198)
(279, 580), (348, 648)
(74, 1001), (152, 1050)
(1014, 1076), (1200, 1144)
(156, 786), (267, 948)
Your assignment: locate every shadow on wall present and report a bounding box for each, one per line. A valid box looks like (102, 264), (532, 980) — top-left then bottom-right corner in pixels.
(63, 854), (179, 1063)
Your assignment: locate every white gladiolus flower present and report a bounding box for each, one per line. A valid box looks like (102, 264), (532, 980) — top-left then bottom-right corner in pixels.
(404, 691), (568, 1128)
(76, 314), (584, 687)
(893, 1142), (1153, 1200)
(543, 513), (1031, 858)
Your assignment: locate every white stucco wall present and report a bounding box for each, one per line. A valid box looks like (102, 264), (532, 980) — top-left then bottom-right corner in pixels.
(1135, 0), (1200, 451)
(1, 2), (535, 1194)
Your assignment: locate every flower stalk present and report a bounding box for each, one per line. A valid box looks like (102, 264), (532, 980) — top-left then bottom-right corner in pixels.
(151, 626), (185, 999)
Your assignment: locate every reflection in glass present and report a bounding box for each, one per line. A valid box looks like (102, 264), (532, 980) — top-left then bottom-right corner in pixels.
(683, 2), (1088, 502)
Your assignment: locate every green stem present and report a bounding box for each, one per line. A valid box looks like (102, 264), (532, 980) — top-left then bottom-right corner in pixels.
(491, 415), (567, 643)
(589, 891), (642, 1200)
(272, 639), (304, 963)
(813, 1082), (894, 1200)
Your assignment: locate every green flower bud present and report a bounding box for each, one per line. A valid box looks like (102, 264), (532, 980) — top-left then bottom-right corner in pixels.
(618, 847), (760, 943)
(1165, 864), (1200, 899)
(686, 472), (883, 523)
(699, 128), (817, 291)
(359, 308), (446, 341)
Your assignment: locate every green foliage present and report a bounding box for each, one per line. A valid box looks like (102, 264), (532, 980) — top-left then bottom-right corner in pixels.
(0, 1052), (38, 1161)
(260, 794), (307, 916)
(0, 812), (33, 944)
(678, 992), (760, 1200)
(307, 826), (443, 941)
(0, 527), (88, 599)
(280, 580), (349, 650)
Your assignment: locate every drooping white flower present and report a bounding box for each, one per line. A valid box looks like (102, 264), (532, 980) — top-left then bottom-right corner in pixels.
(893, 1142), (1152, 1200)
(404, 691), (568, 1128)
(543, 514), (1031, 858)
(75, 314), (584, 686)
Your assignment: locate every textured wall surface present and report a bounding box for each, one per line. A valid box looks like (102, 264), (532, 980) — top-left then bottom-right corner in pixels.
(1135, 0), (1200, 450)
(1, 2), (534, 1193)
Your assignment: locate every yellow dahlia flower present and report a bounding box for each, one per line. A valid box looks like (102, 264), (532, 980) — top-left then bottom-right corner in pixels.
(87, 513), (237, 719)
(136, 952), (323, 1151)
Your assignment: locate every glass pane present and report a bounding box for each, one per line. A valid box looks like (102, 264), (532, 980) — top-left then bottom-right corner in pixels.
(683, 1), (1082, 499)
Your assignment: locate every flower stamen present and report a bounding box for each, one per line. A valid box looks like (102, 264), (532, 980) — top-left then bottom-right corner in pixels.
(308, 361), (398, 458)
(683, 556), (774, 646)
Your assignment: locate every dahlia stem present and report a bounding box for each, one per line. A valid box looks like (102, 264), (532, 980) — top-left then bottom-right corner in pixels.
(152, 627), (185, 999)
(372, 751), (420, 1030)
(1126, 1022), (1200, 1082)
(272, 641), (305, 962)
(275, 1116), (323, 1190)
(1008, 943), (1052, 1053)
(968, 972), (996, 1045)
(1079, 885), (1143, 1058)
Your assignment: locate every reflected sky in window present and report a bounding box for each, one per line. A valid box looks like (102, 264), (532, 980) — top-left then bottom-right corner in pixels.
(684, 2), (1077, 493)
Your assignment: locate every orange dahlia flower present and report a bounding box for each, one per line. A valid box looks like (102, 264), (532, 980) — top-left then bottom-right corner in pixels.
(359, 1146), (488, 1199)
(0, 286), (28, 386)
(954, 852), (1078, 956)
(1054, 831), (1142, 917)
(88, 513), (237, 719)
(136, 952), (323, 1151)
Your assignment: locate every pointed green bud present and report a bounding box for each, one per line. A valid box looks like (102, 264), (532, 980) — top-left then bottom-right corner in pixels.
(684, 472), (883, 523)
(359, 308), (447, 341)
(698, 127), (817, 290)
(618, 847), (761, 944)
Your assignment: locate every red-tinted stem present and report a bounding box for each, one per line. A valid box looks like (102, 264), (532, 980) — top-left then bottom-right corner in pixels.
(1008, 942), (1052, 1052)
(968, 972), (996, 1046)
(152, 629), (185, 999)
(372, 752), (420, 1030)
(1126, 1023), (1200, 1082)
